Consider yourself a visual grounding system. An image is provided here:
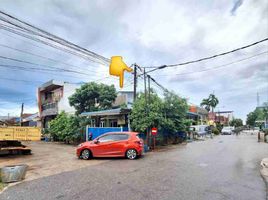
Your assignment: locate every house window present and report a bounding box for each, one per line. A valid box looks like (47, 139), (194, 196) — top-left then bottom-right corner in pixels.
(110, 120), (118, 127)
(91, 119), (96, 127)
(100, 121), (105, 127)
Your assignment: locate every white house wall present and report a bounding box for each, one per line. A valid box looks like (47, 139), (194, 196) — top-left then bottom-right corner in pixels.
(58, 83), (80, 114)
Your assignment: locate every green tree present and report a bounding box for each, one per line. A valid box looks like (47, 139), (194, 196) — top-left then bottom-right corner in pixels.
(69, 82), (117, 114)
(162, 92), (188, 133)
(246, 111), (258, 126)
(246, 105), (267, 127)
(130, 93), (164, 133)
(263, 103), (268, 123)
(200, 94), (219, 113)
(229, 118), (243, 127)
(130, 91), (188, 135)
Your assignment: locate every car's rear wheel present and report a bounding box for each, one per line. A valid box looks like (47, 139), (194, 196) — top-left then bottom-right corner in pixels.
(126, 149), (137, 160)
(81, 149), (91, 160)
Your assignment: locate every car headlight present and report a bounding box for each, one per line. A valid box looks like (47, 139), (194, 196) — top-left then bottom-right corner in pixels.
(78, 143), (83, 147)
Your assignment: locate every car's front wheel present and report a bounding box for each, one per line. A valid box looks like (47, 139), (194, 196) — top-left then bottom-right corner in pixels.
(126, 149), (137, 160)
(81, 149), (91, 160)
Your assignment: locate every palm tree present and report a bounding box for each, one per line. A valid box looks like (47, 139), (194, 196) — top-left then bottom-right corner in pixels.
(200, 94), (219, 113)
(208, 94), (219, 113)
(200, 98), (211, 112)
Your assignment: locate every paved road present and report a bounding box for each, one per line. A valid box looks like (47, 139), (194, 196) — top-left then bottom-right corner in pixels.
(1, 133), (267, 200)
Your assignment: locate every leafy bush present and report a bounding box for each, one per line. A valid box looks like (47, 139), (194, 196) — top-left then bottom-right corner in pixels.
(212, 128), (220, 135)
(48, 112), (89, 144)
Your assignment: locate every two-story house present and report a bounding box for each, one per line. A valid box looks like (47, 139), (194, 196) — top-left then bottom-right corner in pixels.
(37, 80), (80, 128)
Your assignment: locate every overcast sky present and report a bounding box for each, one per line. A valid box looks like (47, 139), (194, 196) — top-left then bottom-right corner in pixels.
(0, 0), (267, 122)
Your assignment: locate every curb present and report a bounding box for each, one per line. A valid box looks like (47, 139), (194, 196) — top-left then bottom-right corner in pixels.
(260, 158), (268, 200)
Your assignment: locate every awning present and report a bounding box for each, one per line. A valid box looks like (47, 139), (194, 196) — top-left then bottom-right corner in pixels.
(187, 111), (200, 117)
(80, 108), (131, 117)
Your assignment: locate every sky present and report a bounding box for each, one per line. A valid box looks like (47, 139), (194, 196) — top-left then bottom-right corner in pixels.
(0, 0), (267, 122)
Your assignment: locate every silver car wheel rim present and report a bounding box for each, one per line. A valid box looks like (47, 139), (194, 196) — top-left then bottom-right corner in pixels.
(127, 149), (136, 159)
(82, 150), (89, 159)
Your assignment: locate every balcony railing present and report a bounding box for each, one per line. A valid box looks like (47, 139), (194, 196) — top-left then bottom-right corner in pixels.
(41, 102), (58, 117)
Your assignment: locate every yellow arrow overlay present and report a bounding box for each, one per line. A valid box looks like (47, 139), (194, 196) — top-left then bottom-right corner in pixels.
(109, 56), (133, 88)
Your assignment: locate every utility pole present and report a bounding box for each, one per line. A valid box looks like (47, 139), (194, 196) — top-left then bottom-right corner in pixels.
(148, 75), (152, 148)
(148, 75), (151, 103)
(144, 68), (147, 105)
(20, 103), (24, 126)
(133, 64), (137, 101)
(143, 68), (149, 145)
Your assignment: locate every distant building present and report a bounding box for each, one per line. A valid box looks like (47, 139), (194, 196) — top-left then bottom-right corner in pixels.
(37, 80), (80, 128)
(187, 105), (208, 125)
(208, 111), (233, 125)
(0, 115), (20, 126)
(22, 113), (40, 127)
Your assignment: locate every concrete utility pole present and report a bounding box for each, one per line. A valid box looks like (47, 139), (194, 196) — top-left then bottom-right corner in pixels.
(143, 68), (149, 145)
(148, 75), (151, 104)
(20, 103), (24, 126)
(133, 64), (137, 101)
(148, 75), (151, 147)
(144, 68), (147, 106)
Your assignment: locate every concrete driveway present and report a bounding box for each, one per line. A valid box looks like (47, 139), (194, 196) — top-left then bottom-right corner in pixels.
(0, 141), (107, 182)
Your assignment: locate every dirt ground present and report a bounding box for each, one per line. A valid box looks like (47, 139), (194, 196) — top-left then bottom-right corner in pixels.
(0, 141), (108, 182)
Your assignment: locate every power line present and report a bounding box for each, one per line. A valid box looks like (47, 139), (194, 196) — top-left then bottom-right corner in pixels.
(0, 77), (42, 84)
(156, 51), (268, 77)
(0, 43), (106, 74)
(0, 11), (110, 65)
(0, 23), (108, 66)
(0, 55), (99, 76)
(0, 63), (113, 80)
(0, 30), (105, 72)
(144, 37), (268, 74)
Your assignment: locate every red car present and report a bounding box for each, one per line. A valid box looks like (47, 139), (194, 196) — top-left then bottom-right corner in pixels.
(76, 132), (144, 160)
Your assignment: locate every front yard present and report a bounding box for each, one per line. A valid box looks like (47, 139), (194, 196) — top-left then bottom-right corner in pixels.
(0, 141), (108, 183)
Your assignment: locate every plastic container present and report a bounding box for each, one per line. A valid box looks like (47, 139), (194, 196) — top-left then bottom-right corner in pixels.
(1, 164), (28, 183)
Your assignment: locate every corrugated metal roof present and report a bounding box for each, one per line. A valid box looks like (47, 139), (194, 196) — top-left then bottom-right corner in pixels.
(81, 108), (131, 117)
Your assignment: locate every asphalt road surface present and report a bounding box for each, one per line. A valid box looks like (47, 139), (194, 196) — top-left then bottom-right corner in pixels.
(1, 133), (267, 200)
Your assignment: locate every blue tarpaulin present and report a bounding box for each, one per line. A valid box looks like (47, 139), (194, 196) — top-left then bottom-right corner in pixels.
(86, 127), (129, 140)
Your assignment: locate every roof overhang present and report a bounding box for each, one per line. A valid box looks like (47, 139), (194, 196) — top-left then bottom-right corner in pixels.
(80, 108), (131, 117)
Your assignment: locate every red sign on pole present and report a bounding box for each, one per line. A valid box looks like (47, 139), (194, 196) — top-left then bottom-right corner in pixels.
(151, 127), (158, 136)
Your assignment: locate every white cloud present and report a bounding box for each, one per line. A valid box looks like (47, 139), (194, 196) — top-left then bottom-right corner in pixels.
(0, 0), (267, 121)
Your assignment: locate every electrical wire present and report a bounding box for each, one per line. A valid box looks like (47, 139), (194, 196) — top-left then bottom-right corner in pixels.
(0, 43), (107, 74)
(144, 38), (268, 74)
(0, 11), (110, 65)
(0, 23), (108, 66)
(156, 51), (268, 77)
(0, 55), (100, 76)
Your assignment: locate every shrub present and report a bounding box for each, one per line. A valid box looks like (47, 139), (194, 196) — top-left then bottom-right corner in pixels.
(48, 112), (89, 144)
(212, 128), (220, 135)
